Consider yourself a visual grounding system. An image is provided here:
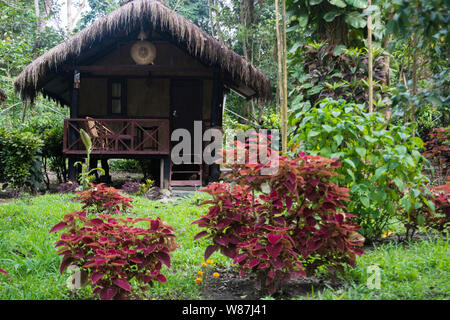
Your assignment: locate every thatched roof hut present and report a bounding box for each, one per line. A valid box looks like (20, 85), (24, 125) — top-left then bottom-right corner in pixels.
(0, 87), (6, 104)
(14, 0), (272, 104)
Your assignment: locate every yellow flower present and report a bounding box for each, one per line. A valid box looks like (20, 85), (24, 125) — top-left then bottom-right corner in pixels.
(213, 272), (220, 278)
(198, 271), (204, 277)
(206, 259), (214, 265)
(6, 36), (10, 41)
(201, 262), (208, 267)
(194, 277), (202, 284)
(381, 230), (393, 238)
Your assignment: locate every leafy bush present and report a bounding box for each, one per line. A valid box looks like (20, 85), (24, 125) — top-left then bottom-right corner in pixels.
(49, 184), (179, 300)
(121, 181), (141, 195)
(138, 179), (154, 196)
(25, 112), (68, 187)
(193, 147), (364, 294)
(0, 129), (43, 191)
(77, 183), (133, 214)
(42, 124), (67, 186)
(122, 179), (154, 196)
(289, 99), (430, 240)
(109, 159), (141, 173)
(57, 181), (79, 194)
(289, 42), (388, 111)
(401, 182), (450, 237)
(423, 127), (450, 168)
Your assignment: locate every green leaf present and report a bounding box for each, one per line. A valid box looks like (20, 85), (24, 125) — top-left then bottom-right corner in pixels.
(343, 158), (356, 169)
(363, 135), (377, 143)
(374, 166), (387, 181)
(345, 11), (367, 29)
(308, 130), (321, 138)
(345, 0), (368, 9)
(323, 10), (343, 22)
(355, 146), (366, 159)
(322, 125), (334, 133)
(417, 214), (426, 226)
(333, 134), (344, 146)
(361, 196), (370, 208)
(310, 0), (324, 5)
(346, 168), (356, 181)
(328, 0), (347, 8)
(393, 177), (404, 191)
(331, 110), (342, 118)
(395, 145), (407, 155)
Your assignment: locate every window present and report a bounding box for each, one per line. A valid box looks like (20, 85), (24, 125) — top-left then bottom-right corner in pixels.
(108, 79), (127, 115)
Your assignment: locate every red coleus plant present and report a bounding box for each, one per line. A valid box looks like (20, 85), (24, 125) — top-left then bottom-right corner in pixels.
(50, 184), (178, 300)
(423, 127), (450, 167)
(193, 143), (365, 293)
(77, 183), (133, 214)
(402, 182), (450, 236)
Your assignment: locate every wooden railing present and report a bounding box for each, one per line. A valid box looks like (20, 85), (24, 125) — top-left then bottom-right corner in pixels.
(63, 118), (170, 155)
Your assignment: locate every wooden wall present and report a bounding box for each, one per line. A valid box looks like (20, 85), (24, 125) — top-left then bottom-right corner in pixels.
(77, 39), (214, 121)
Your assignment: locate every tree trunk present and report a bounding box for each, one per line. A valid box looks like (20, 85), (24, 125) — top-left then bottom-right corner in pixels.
(318, 16), (349, 46)
(67, 0), (87, 34)
(240, 0), (255, 61)
(213, 0), (224, 43)
(207, 0), (216, 37)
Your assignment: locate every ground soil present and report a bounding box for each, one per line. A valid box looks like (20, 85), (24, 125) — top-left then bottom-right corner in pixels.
(200, 267), (343, 300)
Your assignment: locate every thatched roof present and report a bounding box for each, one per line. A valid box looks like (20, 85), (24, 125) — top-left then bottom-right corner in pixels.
(15, 0), (272, 104)
(0, 87), (6, 104)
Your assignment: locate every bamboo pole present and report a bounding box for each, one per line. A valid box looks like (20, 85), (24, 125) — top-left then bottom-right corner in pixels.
(275, 0), (285, 151)
(368, 0), (374, 113)
(282, 0), (288, 153)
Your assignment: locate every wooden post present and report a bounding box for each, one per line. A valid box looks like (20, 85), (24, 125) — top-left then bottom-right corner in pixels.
(163, 156), (171, 189)
(68, 70), (80, 182)
(71, 70), (80, 118)
(101, 159), (111, 183)
(210, 72), (221, 182)
(160, 158), (164, 189)
(210, 72), (221, 127)
(68, 157), (77, 182)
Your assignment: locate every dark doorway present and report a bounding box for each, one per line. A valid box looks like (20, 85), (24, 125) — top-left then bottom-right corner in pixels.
(170, 79), (203, 185)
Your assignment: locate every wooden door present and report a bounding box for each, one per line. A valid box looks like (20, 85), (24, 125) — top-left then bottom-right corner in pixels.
(170, 79), (203, 149)
(170, 79), (203, 183)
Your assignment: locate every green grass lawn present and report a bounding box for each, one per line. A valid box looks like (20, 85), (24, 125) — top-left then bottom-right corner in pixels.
(0, 193), (448, 300)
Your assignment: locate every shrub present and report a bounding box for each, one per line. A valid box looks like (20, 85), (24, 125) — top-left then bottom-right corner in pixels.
(289, 99), (430, 240)
(110, 159), (141, 173)
(289, 42), (388, 110)
(42, 124), (67, 186)
(50, 184), (178, 300)
(423, 127), (450, 168)
(138, 179), (154, 196)
(24, 112), (68, 188)
(122, 179), (154, 196)
(0, 129), (43, 191)
(401, 182), (450, 238)
(193, 147), (364, 294)
(57, 181), (79, 194)
(122, 181), (141, 195)
(77, 183), (133, 214)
